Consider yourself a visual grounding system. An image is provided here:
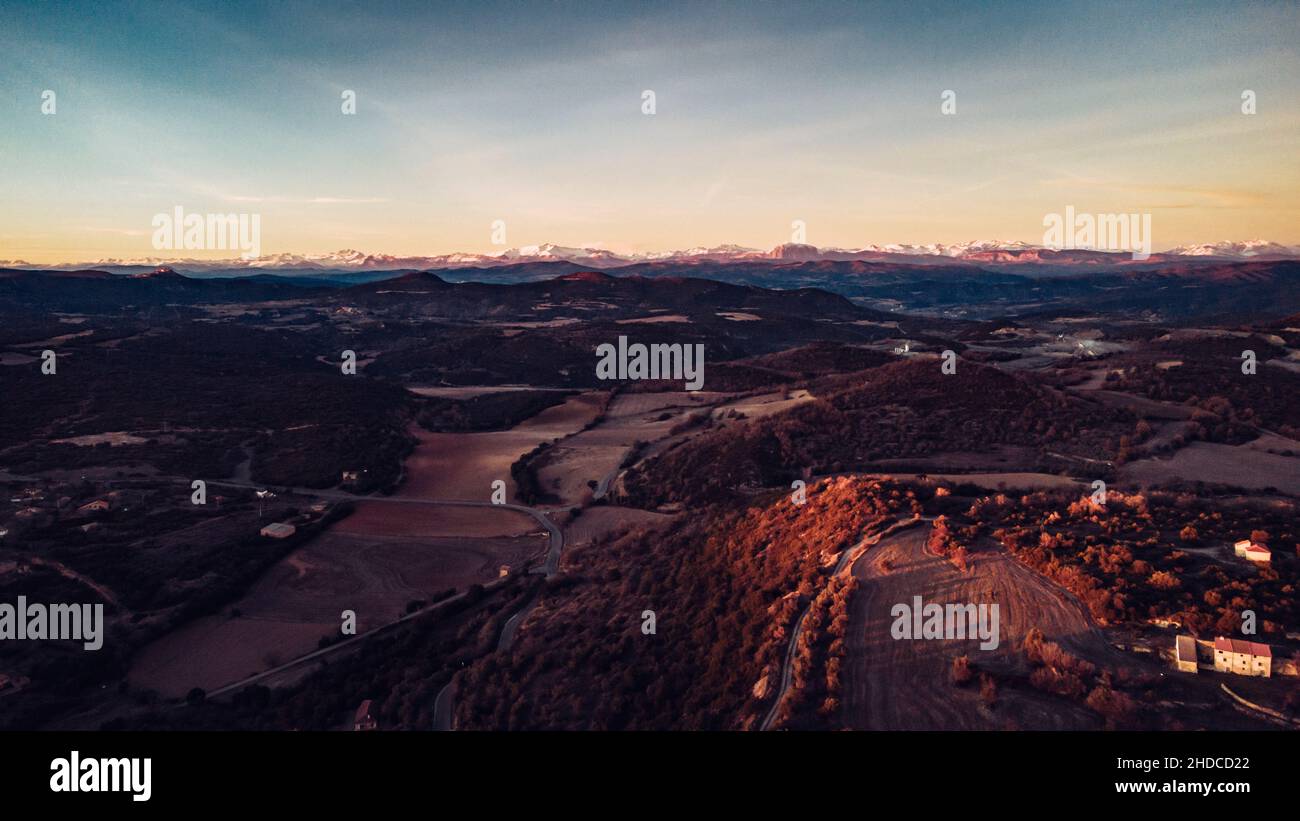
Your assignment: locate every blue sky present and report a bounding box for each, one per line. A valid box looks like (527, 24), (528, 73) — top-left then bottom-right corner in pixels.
(2, 0), (1297, 261)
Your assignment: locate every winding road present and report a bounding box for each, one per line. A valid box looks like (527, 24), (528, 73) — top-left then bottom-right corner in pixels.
(759, 516), (922, 731)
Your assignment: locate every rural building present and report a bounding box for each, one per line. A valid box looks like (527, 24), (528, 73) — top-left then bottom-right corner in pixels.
(260, 522), (296, 539)
(1233, 539), (1271, 563)
(1175, 635), (1198, 673)
(354, 699), (377, 731)
(1213, 637), (1271, 677)
(1245, 545), (1271, 564)
(77, 499), (111, 515)
(341, 470), (360, 484)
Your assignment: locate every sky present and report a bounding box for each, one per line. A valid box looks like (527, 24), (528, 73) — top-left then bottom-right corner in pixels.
(1, 0), (1298, 263)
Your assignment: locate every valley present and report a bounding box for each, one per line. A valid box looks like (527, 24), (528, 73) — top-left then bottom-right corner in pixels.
(2, 261), (1298, 732)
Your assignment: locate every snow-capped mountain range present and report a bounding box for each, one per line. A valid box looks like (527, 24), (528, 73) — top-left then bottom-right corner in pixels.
(5, 240), (1298, 272)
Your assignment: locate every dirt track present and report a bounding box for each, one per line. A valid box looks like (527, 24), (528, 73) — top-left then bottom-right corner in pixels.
(841, 524), (1108, 730)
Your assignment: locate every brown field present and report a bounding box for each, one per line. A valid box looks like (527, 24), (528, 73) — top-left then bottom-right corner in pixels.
(563, 506), (676, 549)
(841, 524), (1115, 730)
(482, 318), (582, 329)
(615, 314), (690, 324)
(14, 329), (94, 348)
(334, 501), (537, 538)
(129, 527), (545, 696)
(610, 391), (729, 414)
(1267, 358), (1300, 375)
(533, 392), (714, 504)
(1083, 389), (1193, 420)
(400, 391), (606, 502)
(1120, 440), (1300, 495)
(713, 389), (814, 421)
(50, 431), (150, 446)
(129, 615), (332, 697)
(406, 385), (570, 399)
(534, 440), (627, 504)
(125, 393), (599, 698)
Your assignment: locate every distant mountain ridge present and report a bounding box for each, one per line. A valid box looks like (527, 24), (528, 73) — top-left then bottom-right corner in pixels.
(7, 239), (1298, 273)
(4, 256), (1300, 323)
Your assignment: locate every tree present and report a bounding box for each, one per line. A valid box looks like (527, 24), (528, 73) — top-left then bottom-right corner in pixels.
(979, 673), (998, 707)
(951, 655), (973, 686)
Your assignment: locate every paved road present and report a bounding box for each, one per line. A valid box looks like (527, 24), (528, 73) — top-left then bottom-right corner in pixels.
(759, 516), (921, 732)
(433, 677), (457, 731)
(434, 589), (540, 731)
(498, 594), (541, 651)
(591, 449), (629, 501)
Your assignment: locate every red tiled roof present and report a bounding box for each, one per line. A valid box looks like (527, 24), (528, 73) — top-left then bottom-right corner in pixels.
(355, 699), (373, 722)
(1213, 637), (1271, 658)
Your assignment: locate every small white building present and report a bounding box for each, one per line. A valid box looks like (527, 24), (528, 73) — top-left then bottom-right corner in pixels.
(1175, 635), (1198, 673)
(1234, 539), (1271, 564)
(260, 522), (296, 539)
(1213, 637), (1271, 678)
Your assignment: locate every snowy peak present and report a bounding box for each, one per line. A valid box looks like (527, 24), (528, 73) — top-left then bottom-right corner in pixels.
(1164, 240), (1300, 258)
(24, 239), (1300, 272)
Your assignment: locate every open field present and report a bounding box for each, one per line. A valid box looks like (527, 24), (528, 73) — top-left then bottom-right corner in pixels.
(400, 391), (605, 502)
(407, 385), (571, 399)
(533, 391), (716, 504)
(128, 615), (333, 698)
(841, 525), (1115, 730)
(129, 526), (544, 696)
(1077, 389), (1193, 420)
(1120, 440), (1300, 494)
(125, 395), (581, 700)
(615, 314), (690, 324)
(563, 506), (676, 549)
(713, 389), (814, 421)
(866, 471), (1084, 491)
(334, 500), (537, 538)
